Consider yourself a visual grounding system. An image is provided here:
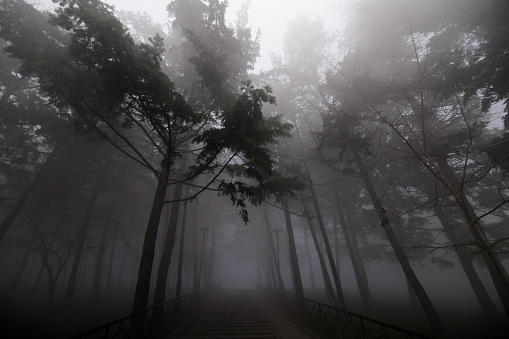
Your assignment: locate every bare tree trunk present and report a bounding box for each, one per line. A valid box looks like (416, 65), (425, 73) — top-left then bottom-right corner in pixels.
(205, 221), (218, 289)
(131, 161), (170, 314)
(332, 206), (340, 274)
(435, 157), (509, 318)
(353, 148), (447, 338)
(93, 218), (111, 303)
(282, 196), (304, 299)
(263, 205), (285, 291)
(333, 184), (371, 307)
(301, 198), (337, 307)
(433, 204), (502, 320)
(175, 195), (189, 300)
(153, 157), (187, 305)
(262, 226), (277, 290)
(306, 169), (346, 309)
(105, 227), (117, 294)
(302, 229), (317, 291)
(256, 240), (270, 288)
(192, 208), (199, 293)
(346, 213), (370, 297)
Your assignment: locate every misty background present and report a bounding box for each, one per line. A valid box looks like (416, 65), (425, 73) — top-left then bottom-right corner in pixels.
(0, 0), (508, 338)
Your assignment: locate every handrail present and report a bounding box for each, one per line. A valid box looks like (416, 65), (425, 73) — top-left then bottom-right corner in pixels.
(70, 292), (199, 339)
(271, 290), (434, 339)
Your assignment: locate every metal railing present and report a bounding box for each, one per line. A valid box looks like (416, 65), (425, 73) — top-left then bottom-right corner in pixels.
(272, 290), (433, 339)
(70, 292), (199, 339)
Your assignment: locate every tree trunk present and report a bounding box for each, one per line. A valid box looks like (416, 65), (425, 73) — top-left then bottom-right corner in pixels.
(302, 229), (317, 291)
(333, 183), (371, 307)
(192, 207), (199, 293)
(93, 221), (110, 303)
(434, 204), (502, 320)
(153, 156), (187, 305)
(434, 157), (509, 318)
(332, 205), (340, 274)
(0, 150), (58, 242)
(105, 227), (117, 294)
(282, 196), (304, 299)
(206, 222), (217, 289)
(197, 226), (209, 290)
(63, 163), (106, 310)
(306, 169), (346, 308)
(34, 231), (59, 313)
(353, 148), (447, 338)
(301, 198), (337, 307)
(131, 161), (170, 314)
(175, 195), (189, 300)
(345, 211), (371, 300)
(262, 225), (277, 290)
(263, 205), (285, 291)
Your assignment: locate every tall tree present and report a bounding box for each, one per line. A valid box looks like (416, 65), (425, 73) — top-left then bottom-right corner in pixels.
(0, 0), (296, 316)
(317, 108), (447, 337)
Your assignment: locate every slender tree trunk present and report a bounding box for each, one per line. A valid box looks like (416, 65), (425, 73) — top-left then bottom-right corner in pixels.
(302, 199), (337, 307)
(153, 157), (187, 305)
(332, 184), (371, 307)
(34, 231), (58, 313)
(105, 228), (117, 294)
(206, 222), (218, 289)
(306, 168), (346, 309)
(77, 249), (89, 290)
(302, 229), (317, 291)
(345, 213), (370, 299)
(0, 150), (58, 242)
(263, 205), (285, 291)
(93, 221), (110, 303)
(282, 196), (304, 299)
(197, 226), (209, 290)
(332, 206), (340, 273)
(435, 157), (509, 318)
(262, 226), (277, 290)
(293, 122), (345, 305)
(192, 208), (199, 293)
(256, 240), (270, 288)
(256, 244), (265, 288)
(175, 196), (189, 300)
(434, 204), (502, 320)
(353, 148), (447, 338)
(131, 161), (170, 314)
(63, 166), (106, 310)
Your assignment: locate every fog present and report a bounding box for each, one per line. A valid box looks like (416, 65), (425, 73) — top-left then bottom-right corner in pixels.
(1, 0), (508, 338)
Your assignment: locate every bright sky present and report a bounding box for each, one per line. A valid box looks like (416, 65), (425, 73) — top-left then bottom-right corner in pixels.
(104, 0), (345, 71)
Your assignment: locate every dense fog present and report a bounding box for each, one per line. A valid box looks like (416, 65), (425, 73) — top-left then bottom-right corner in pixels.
(0, 0), (508, 338)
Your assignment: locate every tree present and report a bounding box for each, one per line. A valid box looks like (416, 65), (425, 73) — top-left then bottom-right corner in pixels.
(328, 0), (509, 320)
(0, 0), (296, 317)
(317, 107), (447, 337)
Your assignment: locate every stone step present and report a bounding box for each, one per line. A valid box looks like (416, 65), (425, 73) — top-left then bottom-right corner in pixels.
(167, 292), (279, 339)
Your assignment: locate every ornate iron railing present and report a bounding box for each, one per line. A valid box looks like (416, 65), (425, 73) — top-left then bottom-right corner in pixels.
(273, 291), (433, 339)
(70, 292), (199, 339)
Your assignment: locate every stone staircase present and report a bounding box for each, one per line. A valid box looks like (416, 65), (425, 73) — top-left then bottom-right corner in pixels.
(166, 291), (279, 338)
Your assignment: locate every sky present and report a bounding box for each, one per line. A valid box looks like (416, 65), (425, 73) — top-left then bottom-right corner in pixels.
(104, 0), (344, 71)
